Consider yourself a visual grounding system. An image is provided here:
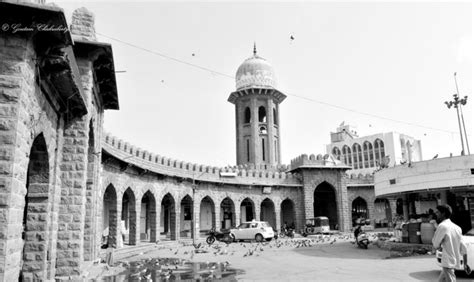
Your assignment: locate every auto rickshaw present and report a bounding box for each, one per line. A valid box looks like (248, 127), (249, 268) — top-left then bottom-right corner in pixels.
(302, 216), (330, 236)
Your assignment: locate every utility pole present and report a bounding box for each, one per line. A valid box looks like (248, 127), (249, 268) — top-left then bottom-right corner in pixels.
(454, 72), (470, 154)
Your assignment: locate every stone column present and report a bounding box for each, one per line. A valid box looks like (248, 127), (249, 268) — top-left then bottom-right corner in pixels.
(150, 202), (159, 242)
(403, 194), (409, 220)
(254, 204), (261, 221)
(130, 201), (140, 245)
(388, 198), (398, 229)
(193, 198), (200, 239)
(171, 208), (179, 241)
(275, 204), (282, 232)
(235, 209), (241, 227)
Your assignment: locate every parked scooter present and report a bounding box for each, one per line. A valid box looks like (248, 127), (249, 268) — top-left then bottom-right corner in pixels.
(354, 222), (370, 249)
(206, 227), (233, 245)
(279, 227), (295, 238)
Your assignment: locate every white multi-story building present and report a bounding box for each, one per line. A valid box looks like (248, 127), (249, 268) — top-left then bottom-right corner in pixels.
(326, 123), (423, 175)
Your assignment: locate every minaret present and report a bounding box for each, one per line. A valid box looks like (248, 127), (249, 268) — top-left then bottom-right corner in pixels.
(228, 45), (286, 168)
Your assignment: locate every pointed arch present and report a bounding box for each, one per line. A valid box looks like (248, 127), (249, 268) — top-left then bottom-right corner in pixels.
(200, 196), (215, 232)
(221, 197), (235, 229)
(103, 184), (118, 248)
(314, 182), (338, 229)
(161, 193), (176, 240)
(280, 198), (296, 230)
(21, 133), (51, 279)
(180, 194), (193, 238)
(244, 107), (251, 123)
(352, 197), (368, 226)
(141, 190), (157, 242)
(240, 197), (255, 222)
(258, 106), (266, 122)
(122, 188), (137, 245)
(260, 198), (276, 228)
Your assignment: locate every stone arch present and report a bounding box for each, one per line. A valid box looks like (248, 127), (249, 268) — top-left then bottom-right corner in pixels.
(161, 193), (177, 240)
(122, 188), (137, 245)
(244, 107), (251, 123)
(21, 133), (51, 280)
(180, 194), (193, 238)
(141, 190), (157, 242)
(260, 198), (276, 228)
(396, 198), (404, 216)
(314, 181), (338, 229)
(240, 197), (255, 222)
(103, 184), (118, 248)
(351, 197), (368, 226)
(258, 106), (266, 122)
(281, 198), (296, 230)
(220, 197), (235, 229)
(332, 147), (341, 160)
(374, 198), (391, 228)
(200, 196), (215, 232)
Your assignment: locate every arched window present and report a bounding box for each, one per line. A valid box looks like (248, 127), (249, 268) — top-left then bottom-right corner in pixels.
(244, 107), (251, 123)
(367, 141), (375, 167)
(342, 145), (352, 166)
(273, 108), (278, 125)
(332, 147), (341, 160)
(258, 106), (266, 122)
(363, 141), (372, 168)
(352, 143), (362, 169)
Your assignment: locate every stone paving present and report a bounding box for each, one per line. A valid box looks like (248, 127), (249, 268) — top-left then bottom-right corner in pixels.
(83, 232), (473, 281)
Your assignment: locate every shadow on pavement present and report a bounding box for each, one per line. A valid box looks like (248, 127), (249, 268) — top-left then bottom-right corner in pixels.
(293, 242), (391, 260)
(409, 270), (439, 281)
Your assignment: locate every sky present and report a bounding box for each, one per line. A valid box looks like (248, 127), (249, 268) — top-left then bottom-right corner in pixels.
(55, 1), (472, 167)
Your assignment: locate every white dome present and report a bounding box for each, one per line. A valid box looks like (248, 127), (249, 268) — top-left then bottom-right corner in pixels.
(235, 47), (277, 91)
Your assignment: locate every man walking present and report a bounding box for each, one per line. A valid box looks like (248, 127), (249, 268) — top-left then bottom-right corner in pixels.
(432, 204), (468, 282)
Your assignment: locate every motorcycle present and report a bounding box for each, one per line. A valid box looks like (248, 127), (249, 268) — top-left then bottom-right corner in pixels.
(206, 227), (233, 245)
(354, 225), (369, 249)
(279, 227), (295, 239)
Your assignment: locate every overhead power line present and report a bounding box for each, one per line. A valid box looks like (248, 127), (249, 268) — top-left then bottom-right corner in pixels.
(97, 32), (462, 136)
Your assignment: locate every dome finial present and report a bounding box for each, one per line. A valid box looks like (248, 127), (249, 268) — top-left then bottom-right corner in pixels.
(253, 42), (257, 56)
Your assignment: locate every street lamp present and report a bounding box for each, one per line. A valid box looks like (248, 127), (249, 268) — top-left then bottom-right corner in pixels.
(445, 72), (470, 155)
(445, 94), (466, 155)
(191, 171), (206, 245)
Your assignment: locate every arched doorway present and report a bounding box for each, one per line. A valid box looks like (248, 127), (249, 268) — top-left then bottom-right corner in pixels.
(141, 191), (156, 242)
(200, 196), (215, 233)
(161, 193), (176, 240)
(103, 184), (118, 248)
(122, 188), (137, 245)
(352, 197), (368, 226)
(396, 198), (404, 216)
(314, 182), (338, 229)
(21, 134), (50, 280)
(281, 199), (296, 230)
(260, 198), (276, 228)
(221, 197), (235, 229)
(374, 198), (391, 228)
(240, 198), (255, 222)
(180, 195), (192, 238)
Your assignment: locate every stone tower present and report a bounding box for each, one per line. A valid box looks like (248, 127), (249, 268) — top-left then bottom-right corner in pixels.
(228, 45), (286, 167)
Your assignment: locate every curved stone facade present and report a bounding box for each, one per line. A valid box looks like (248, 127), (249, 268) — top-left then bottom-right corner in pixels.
(0, 3), (387, 281)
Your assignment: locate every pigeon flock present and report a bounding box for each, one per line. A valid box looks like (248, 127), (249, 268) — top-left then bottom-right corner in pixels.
(98, 232), (410, 281)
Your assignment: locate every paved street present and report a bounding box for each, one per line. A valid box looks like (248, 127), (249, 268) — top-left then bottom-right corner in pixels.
(89, 234), (474, 281)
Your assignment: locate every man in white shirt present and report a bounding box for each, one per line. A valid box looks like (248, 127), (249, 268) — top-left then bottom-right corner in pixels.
(432, 204), (468, 282)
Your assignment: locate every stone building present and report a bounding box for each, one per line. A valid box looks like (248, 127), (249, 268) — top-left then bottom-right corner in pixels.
(0, 2), (397, 281)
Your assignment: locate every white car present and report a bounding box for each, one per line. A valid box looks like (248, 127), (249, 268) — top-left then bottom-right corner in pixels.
(230, 221), (275, 242)
(436, 228), (474, 277)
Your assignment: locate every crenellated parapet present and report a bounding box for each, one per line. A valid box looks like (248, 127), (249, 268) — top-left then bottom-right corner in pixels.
(289, 153), (351, 171)
(345, 172), (374, 186)
(102, 133), (301, 186)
